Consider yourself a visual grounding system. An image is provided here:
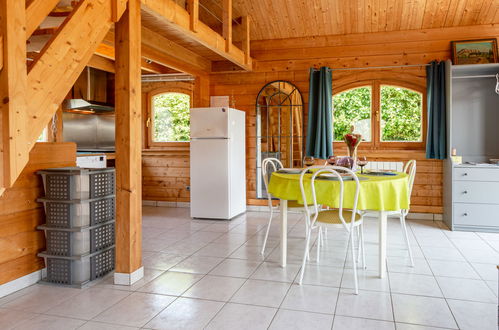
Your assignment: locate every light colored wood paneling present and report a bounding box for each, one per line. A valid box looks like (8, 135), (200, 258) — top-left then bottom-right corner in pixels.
(196, 0), (499, 40)
(0, 142), (76, 285)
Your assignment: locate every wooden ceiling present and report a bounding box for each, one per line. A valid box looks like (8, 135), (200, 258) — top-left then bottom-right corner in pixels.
(186, 0), (499, 40)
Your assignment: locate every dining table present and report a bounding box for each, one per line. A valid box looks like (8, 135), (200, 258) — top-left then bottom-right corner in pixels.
(267, 169), (410, 278)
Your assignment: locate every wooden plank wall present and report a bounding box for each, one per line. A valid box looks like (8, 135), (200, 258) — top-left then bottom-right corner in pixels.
(142, 81), (194, 202)
(209, 25), (499, 214)
(0, 142), (76, 285)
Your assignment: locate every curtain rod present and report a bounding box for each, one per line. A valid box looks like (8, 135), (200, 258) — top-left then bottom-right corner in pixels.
(330, 63), (431, 71)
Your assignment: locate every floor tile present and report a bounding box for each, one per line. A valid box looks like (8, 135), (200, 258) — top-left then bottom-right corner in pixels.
(93, 292), (175, 327)
(96, 268), (165, 292)
(389, 273), (442, 297)
(470, 262), (498, 281)
(12, 314), (85, 330)
(230, 244), (273, 261)
(270, 309), (333, 330)
(395, 323), (450, 330)
(193, 242), (241, 258)
(145, 297), (224, 330)
(436, 277), (496, 303)
(421, 247), (465, 261)
(335, 289), (393, 321)
(391, 293), (457, 329)
(230, 279), (290, 307)
(447, 299), (497, 330)
(169, 255), (224, 274)
(0, 308), (36, 329)
(209, 258), (262, 278)
(45, 288), (130, 320)
(250, 262), (301, 283)
(79, 321), (140, 329)
(459, 248), (499, 264)
(341, 269), (390, 292)
(141, 253), (186, 271)
(281, 284), (339, 314)
(427, 259), (480, 279)
(205, 303), (276, 330)
(387, 257), (432, 275)
(2, 285), (81, 313)
(181, 275), (245, 301)
(332, 315), (395, 330)
(296, 264), (344, 287)
(138, 271), (202, 296)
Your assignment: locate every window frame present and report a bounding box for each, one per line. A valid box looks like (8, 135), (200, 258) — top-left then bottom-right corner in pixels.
(332, 79), (426, 152)
(146, 88), (193, 149)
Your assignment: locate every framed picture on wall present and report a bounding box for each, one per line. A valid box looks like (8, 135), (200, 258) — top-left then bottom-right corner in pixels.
(451, 38), (498, 65)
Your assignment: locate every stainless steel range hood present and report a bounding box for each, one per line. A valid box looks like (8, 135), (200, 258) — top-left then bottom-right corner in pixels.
(63, 67), (114, 112)
(63, 99), (114, 112)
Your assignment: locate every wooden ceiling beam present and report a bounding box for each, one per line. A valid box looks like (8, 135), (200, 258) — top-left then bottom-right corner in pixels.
(186, 0), (198, 32)
(141, 0), (252, 71)
(223, 0), (232, 52)
(25, 0), (60, 38)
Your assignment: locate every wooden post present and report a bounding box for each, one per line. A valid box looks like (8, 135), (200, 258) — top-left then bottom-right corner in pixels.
(0, 0), (29, 190)
(241, 16), (251, 65)
(114, 0), (143, 285)
(223, 0), (232, 52)
(187, 0), (198, 32)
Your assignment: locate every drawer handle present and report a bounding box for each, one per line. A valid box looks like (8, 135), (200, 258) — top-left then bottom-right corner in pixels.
(463, 191), (468, 194)
(463, 173), (468, 176)
(463, 213), (468, 216)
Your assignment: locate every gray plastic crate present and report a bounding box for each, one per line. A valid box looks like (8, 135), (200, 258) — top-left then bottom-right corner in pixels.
(38, 221), (115, 257)
(39, 246), (115, 287)
(38, 167), (115, 200)
(38, 196), (115, 228)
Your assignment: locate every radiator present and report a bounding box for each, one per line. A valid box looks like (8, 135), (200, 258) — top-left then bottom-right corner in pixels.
(365, 161), (404, 172)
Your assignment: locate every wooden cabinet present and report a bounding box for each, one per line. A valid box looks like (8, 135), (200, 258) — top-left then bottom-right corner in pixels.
(443, 62), (499, 232)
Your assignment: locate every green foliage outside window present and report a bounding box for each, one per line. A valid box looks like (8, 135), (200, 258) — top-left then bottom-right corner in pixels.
(380, 85), (422, 142)
(332, 87), (372, 141)
(332, 85), (422, 143)
(152, 93), (190, 142)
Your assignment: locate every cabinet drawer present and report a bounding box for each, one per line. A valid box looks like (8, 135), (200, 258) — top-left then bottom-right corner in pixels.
(454, 203), (499, 227)
(454, 167), (499, 182)
(453, 181), (499, 204)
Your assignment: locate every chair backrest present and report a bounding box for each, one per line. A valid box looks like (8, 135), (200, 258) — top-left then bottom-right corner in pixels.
(404, 160), (417, 201)
(299, 166), (361, 230)
(261, 158), (283, 201)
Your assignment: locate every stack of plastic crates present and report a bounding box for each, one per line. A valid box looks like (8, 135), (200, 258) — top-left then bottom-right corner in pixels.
(36, 167), (116, 287)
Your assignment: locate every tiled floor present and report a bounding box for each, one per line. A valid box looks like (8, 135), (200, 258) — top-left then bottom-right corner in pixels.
(0, 206), (498, 329)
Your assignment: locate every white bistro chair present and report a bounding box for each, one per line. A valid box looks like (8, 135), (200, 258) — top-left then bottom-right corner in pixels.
(387, 160), (417, 266)
(260, 158), (314, 255)
(298, 166), (366, 295)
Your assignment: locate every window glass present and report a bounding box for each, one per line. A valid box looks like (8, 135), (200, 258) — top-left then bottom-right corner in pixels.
(152, 92), (190, 142)
(380, 85), (422, 142)
(332, 86), (372, 142)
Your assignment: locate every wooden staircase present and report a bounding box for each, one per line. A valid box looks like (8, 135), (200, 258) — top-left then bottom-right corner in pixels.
(0, 0), (121, 196)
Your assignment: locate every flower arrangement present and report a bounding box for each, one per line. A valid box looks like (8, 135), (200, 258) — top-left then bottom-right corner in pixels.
(343, 126), (362, 169)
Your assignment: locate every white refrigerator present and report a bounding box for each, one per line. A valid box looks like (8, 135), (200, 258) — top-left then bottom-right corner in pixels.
(190, 107), (246, 220)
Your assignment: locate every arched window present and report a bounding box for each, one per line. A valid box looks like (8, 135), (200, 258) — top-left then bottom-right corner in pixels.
(333, 86), (372, 142)
(150, 92), (191, 143)
(332, 81), (424, 148)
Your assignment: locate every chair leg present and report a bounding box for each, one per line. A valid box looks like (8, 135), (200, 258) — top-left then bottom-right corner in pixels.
(400, 214), (415, 267)
(316, 227), (321, 263)
(356, 226), (361, 263)
(299, 228), (313, 285)
(360, 224), (366, 269)
(260, 208), (273, 255)
(350, 230), (359, 295)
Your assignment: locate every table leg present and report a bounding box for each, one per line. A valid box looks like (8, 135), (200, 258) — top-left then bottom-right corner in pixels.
(378, 210), (387, 278)
(280, 200), (288, 268)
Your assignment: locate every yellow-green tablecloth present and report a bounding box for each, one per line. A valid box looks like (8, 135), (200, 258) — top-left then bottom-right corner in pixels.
(268, 171), (409, 211)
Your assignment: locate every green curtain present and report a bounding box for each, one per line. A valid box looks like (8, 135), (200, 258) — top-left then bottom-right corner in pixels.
(426, 61), (447, 159)
(305, 67), (333, 159)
